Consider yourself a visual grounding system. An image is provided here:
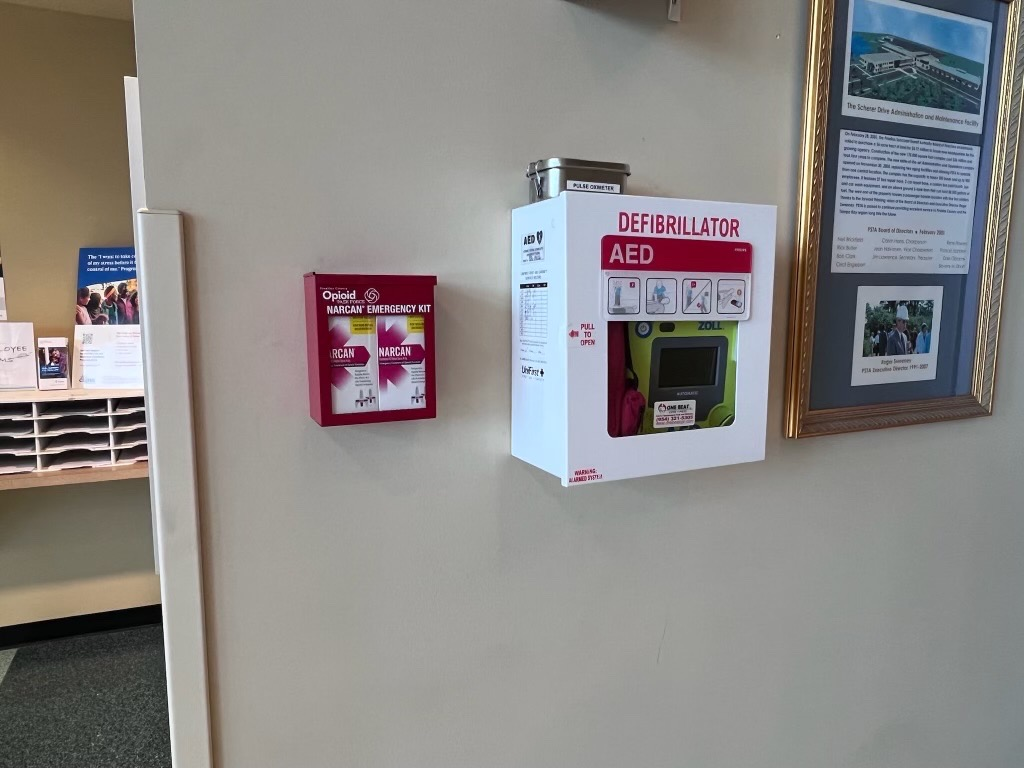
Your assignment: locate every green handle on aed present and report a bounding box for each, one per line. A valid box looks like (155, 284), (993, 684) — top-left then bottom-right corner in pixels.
(706, 403), (735, 428)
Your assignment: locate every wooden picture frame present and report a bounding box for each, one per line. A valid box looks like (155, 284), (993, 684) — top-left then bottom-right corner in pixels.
(786, 0), (1023, 437)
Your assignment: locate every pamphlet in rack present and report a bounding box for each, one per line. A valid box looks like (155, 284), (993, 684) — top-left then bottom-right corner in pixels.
(0, 322), (36, 390)
(73, 246), (143, 390)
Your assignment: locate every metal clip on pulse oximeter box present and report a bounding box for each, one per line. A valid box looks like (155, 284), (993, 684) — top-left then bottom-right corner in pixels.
(511, 163), (778, 486)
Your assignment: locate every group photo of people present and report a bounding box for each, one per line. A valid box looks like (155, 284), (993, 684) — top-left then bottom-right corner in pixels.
(862, 299), (935, 357)
(74, 279), (140, 326)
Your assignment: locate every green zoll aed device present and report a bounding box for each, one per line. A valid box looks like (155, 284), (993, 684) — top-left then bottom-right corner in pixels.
(628, 320), (737, 433)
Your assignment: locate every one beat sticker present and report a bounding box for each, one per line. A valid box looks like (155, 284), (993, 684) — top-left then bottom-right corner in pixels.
(653, 400), (696, 429)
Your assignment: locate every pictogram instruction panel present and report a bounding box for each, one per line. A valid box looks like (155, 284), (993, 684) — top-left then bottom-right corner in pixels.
(601, 237), (752, 322)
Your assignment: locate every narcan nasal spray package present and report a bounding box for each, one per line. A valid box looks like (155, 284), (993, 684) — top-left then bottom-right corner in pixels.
(328, 316), (378, 414)
(377, 315), (427, 411)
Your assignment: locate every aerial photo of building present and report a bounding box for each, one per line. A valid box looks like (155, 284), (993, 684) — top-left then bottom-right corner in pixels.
(856, 39), (982, 92)
(845, 0), (990, 124)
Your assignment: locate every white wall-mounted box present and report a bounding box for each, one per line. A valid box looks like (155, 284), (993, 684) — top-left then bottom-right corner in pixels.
(511, 192), (777, 486)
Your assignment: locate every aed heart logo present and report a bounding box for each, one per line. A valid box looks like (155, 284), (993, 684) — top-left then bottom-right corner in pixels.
(523, 231), (544, 246)
(364, 288), (380, 303)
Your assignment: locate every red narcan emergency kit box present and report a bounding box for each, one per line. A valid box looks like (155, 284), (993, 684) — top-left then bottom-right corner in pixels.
(304, 273), (437, 426)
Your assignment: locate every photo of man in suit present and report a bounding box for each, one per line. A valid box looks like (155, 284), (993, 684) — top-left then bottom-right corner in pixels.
(861, 298), (936, 360)
(855, 290), (941, 386)
(886, 304), (910, 356)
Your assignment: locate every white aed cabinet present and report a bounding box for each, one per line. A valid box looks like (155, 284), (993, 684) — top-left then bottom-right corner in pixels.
(511, 191), (777, 486)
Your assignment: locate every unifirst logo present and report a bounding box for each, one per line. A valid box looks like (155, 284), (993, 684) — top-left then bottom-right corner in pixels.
(322, 289), (357, 301)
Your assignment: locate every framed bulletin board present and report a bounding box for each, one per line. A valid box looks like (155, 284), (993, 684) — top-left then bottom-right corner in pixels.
(786, 0), (1024, 437)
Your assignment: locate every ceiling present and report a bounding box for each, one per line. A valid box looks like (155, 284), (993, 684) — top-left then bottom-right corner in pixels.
(2, 0), (132, 21)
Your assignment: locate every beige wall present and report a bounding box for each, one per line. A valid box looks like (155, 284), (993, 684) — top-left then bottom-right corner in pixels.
(0, 2), (136, 337)
(0, 3), (156, 625)
(134, 1), (1024, 766)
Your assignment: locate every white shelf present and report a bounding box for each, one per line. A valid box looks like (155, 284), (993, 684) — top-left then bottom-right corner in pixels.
(0, 389), (148, 488)
(0, 403), (33, 420)
(0, 436), (36, 455)
(0, 463), (148, 491)
(34, 402), (109, 420)
(0, 422), (34, 438)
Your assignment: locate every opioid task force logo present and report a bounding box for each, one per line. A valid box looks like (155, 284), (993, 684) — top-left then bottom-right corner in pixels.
(364, 288), (380, 303)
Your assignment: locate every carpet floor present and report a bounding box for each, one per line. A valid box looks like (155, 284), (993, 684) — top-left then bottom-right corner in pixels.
(0, 625), (171, 768)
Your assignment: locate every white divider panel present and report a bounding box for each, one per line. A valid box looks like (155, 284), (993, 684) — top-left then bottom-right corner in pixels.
(137, 209), (213, 768)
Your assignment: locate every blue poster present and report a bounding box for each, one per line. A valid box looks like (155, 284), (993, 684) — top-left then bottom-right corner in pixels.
(74, 246), (139, 326)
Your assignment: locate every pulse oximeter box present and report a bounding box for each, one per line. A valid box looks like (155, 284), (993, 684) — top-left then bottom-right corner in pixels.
(511, 192), (776, 485)
(305, 273), (437, 427)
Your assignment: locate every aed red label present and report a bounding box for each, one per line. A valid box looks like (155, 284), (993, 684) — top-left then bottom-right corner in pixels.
(601, 236), (753, 273)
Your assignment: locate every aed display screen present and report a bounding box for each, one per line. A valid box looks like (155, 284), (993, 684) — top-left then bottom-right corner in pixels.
(658, 347), (719, 388)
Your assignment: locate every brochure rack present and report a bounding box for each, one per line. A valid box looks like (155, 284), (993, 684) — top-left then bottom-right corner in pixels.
(0, 388), (148, 490)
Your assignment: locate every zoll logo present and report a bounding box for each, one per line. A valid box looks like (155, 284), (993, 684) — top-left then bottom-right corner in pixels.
(364, 288), (380, 303)
(322, 289), (357, 301)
